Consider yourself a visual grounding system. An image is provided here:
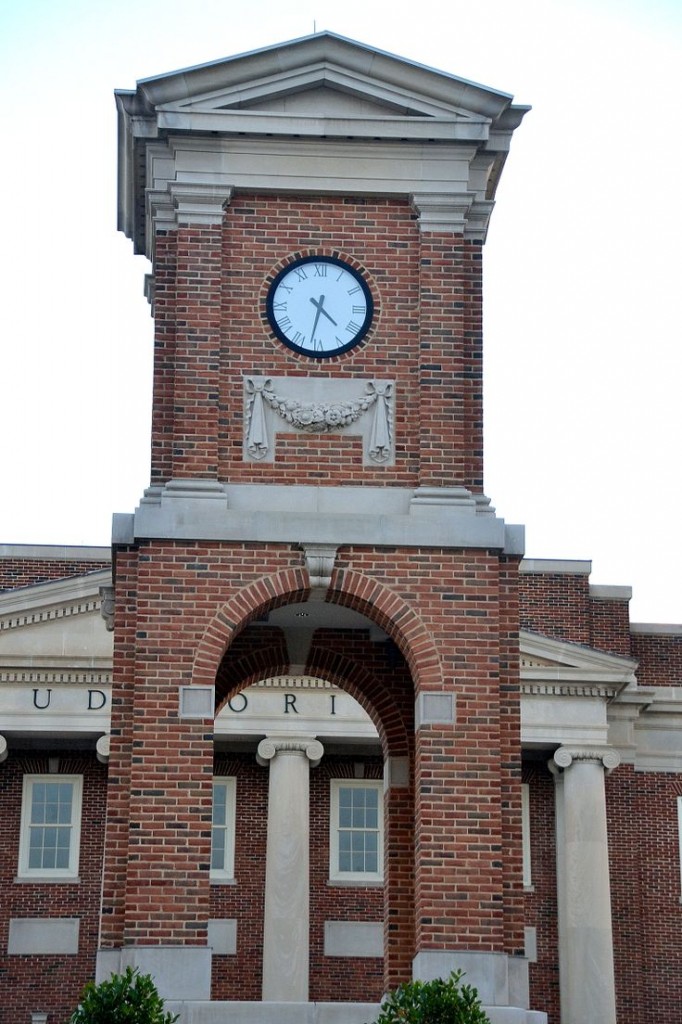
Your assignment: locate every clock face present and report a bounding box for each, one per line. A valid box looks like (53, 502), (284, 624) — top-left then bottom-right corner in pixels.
(266, 256), (373, 358)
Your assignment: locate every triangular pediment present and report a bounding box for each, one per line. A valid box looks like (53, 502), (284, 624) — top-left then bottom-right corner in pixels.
(520, 630), (638, 692)
(133, 33), (517, 129)
(0, 570), (113, 669)
(157, 63), (488, 124)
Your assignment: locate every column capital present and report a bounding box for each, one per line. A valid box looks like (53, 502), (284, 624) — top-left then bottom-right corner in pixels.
(257, 736), (324, 768)
(552, 745), (620, 775)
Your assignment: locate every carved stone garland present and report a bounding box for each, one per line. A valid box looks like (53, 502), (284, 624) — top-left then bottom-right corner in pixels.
(244, 377), (394, 464)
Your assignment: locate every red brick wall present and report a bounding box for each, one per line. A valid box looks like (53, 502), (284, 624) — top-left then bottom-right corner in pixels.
(519, 572), (591, 646)
(631, 631), (682, 687)
(524, 762), (682, 1024)
(523, 762), (560, 1024)
(148, 196), (485, 493)
(210, 754), (267, 1001)
(310, 756), (384, 1002)
(607, 765), (682, 1024)
(520, 571), (634, 657)
(0, 754), (107, 1024)
(0, 558), (110, 592)
(589, 596), (632, 656)
(104, 538), (521, 990)
(211, 752), (393, 1004)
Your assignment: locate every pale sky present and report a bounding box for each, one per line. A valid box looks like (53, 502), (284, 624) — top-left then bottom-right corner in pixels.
(1, 0), (680, 622)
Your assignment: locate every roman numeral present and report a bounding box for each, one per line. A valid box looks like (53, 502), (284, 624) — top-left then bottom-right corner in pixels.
(292, 331), (305, 344)
(294, 267), (308, 281)
(345, 320), (361, 334)
(277, 315), (292, 330)
(273, 301), (287, 312)
(352, 305), (365, 315)
(314, 264), (327, 277)
(279, 283), (293, 294)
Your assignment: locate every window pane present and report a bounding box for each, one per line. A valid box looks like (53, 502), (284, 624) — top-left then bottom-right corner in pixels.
(210, 778), (235, 877)
(29, 831), (44, 868)
(211, 830), (225, 870)
(31, 784), (46, 823)
(213, 785), (226, 826)
(365, 790), (378, 828)
(332, 782), (382, 880)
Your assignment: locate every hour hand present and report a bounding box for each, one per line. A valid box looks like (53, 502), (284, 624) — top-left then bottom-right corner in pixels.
(310, 294), (338, 326)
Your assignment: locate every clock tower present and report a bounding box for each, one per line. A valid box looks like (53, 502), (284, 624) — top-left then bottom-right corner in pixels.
(108, 34), (540, 1023)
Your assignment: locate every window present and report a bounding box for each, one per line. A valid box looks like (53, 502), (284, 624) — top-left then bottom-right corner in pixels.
(521, 782), (532, 888)
(211, 777), (236, 881)
(18, 775), (83, 879)
(330, 780), (383, 883)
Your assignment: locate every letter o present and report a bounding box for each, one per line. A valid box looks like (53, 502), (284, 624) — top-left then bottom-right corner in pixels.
(227, 693), (248, 714)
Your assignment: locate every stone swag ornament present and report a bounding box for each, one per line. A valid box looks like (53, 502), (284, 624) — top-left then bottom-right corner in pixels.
(244, 376), (394, 464)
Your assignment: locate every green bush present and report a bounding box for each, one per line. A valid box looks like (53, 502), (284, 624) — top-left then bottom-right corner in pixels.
(370, 969), (491, 1024)
(70, 967), (179, 1024)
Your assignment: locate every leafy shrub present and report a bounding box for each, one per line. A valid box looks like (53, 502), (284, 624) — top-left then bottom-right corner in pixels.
(70, 967), (179, 1024)
(370, 969), (491, 1024)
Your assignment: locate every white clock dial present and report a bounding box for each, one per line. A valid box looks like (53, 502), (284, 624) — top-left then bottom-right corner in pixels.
(266, 256), (373, 358)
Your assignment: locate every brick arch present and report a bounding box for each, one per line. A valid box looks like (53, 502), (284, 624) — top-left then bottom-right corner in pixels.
(190, 567), (309, 688)
(328, 567), (444, 692)
(214, 644), (290, 709)
(305, 646), (410, 757)
(215, 645), (410, 758)
(193, 564), (442, 699)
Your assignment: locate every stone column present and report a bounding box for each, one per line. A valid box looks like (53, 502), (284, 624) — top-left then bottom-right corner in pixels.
(257, 736), (323, 1002)
(551, 746), (620, 1024)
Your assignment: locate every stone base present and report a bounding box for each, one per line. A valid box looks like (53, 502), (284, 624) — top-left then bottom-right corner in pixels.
(166, 1002), (545, 1024)
(96, 947), (212, 1001)
(166, 1002), (381, 1024)
(412, 951), (547, 1024)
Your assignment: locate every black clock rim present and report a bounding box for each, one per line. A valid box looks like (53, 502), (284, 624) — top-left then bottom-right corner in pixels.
(266, 255), (374, 359)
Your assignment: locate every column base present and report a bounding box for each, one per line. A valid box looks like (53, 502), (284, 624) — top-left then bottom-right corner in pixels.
(412, 951), (547, 1024)
(96, 947), (212, 1001)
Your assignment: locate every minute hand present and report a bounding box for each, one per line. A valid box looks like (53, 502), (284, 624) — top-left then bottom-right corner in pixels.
(310, 294), (338, 333)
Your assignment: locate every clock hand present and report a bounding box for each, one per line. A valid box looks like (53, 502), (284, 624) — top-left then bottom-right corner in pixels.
(309, 295), (338, 326)
(309, 297), (324, 348)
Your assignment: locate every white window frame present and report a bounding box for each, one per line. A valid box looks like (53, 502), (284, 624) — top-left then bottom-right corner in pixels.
(211, 777), (236, 882)
(329, 779), (384, 884)
(522, 783), (532, 888)
(17, 774), (83, 880)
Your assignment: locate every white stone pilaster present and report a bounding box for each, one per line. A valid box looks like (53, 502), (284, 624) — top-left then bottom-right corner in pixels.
(257, 736), (323, 1002)
(551, 746), (620, 1024)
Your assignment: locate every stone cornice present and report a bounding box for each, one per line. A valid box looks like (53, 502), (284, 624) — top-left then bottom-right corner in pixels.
(118, 34), (528, 254)
(0, 569), (111, 621)
(117, 481), (523, 554)
(0, 598), (103, 634)
(0, 669), (112, 685)
(521, 682), (620, 699)
(520, 630), (638, 687)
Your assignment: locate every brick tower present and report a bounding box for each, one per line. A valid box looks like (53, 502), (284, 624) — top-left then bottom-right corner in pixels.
(108, 34), (541, 1022)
